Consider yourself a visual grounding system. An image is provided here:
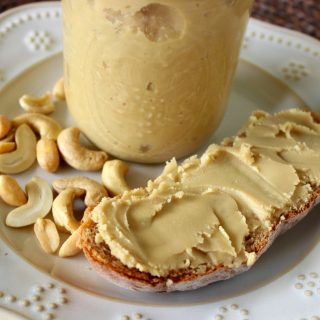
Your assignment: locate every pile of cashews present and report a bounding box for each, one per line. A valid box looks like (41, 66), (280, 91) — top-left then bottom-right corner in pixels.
(0, 77), (131, 258)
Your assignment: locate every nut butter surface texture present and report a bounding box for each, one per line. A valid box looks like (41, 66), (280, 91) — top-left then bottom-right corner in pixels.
(92, 109), (320, 276)
(63, 0), (253, 163)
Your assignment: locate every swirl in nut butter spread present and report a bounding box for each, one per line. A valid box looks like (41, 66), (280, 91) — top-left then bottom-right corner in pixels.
(92, 109), (320, 277)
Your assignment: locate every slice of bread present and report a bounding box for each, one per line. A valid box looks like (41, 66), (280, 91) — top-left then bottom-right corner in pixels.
(80, 109), (320, 292)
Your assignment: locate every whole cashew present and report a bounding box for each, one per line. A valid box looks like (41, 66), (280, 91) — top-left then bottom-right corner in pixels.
(0, 142), (15, 154)
(59, 226), (82, 258)
(0, 115), (12, 139)
(0, 124), (37, 174)
(6, 176), (53, 228)
(52, 187), (85, 233)
(0, 175), (27, 206)
(57, 128), (108, 171)
(13, 113), (62, 140)
(34, 218), (60, 254)
(19, 92), (55, 114)
(101, 160), (130, 196)
(36, 139), (60, 173)
(52, 176), (108, 207)
(52, 77), (65, 101)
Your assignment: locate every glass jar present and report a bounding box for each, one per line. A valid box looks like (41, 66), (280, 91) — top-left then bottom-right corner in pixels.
(63, 0), (253, 163)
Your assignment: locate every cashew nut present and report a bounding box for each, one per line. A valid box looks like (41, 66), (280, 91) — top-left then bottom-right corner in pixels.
(52, 188), (84, 233)
(0, 128), (16, 143)
(19, 92), (55, 114)
(57, 128), (108, 171)
(53, 176), (108, 207)
(0, 142), (15, 154)
(59, 226), (82, 258)
(102, 160), (130, 196)
(0, 175), (27, 206)
(0, 124), (37, 174)
(36, 139), (60, 173)
(52, 77), (65, 101)
(34, 218), (60, 254)
(6, 177), (53, 228)
(0, 115), (12, 139)
(13, 113), (62, 140)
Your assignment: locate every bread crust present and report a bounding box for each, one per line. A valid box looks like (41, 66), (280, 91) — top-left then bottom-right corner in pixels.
(80, 189), (320, 292)
(80, 111), (320, 292)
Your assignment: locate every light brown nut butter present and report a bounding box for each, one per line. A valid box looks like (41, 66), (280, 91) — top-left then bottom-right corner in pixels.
(0, 175), (27, 206)
(0, 115), (12, 139)
(57, 127), (108, 171)
(34, 218), (60, 254)
(36, 139), (60, 173)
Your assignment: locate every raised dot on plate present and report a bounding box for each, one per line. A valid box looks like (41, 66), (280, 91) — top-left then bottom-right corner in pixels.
(121, 315), (130, 320)
(304, 290), (313, 296)
(135, 313), (143, 319)
(35, 304), (45, 312)
(20, 299), (30, 307)
(31, 294), (41, 301)
(7, 295), (17, 303)
(297, 274), (306, 280)
(295, 283), (304, 289)
(215, 315), (224, 320)
(58, 288), (66, 294)
(310, 272), (319, 278)
(308, 281), (316, 287)
(59, 297), (68, 304)
(219, 307), (227, 313)
(47, 283), (55, 289)
(48, 303), (58, 309)
(231, 304), (239, 310)
(35, 286), (45, 293)
(43, 313), (54, 320)
(241, 309), (249, 316)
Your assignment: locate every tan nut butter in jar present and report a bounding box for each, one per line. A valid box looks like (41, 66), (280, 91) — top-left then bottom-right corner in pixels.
(63, 0), (253, 163)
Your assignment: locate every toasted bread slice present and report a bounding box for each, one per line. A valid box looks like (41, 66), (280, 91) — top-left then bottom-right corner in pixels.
(80, 109), (320, 292)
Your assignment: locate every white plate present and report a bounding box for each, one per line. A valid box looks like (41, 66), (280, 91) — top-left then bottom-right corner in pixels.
(0, 3), (320, 320)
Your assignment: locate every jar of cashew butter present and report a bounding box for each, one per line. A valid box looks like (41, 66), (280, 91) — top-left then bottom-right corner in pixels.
(63, 0), (253, 163)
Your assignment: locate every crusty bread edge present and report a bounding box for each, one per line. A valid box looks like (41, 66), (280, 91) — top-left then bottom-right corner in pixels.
(80, 189), (320, 292)
(81, 110), (320, 292)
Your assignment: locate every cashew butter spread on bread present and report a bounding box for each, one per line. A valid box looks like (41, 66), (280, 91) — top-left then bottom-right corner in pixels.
(81, 109), (320, 292)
